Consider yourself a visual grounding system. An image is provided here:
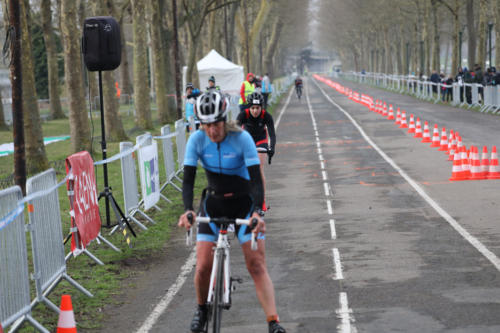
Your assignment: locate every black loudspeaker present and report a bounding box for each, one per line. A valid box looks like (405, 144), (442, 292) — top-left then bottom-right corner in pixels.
(82, 16), (121, 71)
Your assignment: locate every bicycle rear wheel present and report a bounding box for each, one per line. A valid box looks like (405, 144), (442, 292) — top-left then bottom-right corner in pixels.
(211, 249), (225, 333)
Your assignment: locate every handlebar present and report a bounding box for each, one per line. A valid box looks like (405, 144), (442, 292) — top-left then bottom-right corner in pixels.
(256, 147), (273, 165)
(186, 213), (259, 250)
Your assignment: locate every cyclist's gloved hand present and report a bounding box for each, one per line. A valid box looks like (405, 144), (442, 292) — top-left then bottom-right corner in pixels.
(251, 212), (266, 235)
(178, 210), (196, 230)
(268, 148), (275, 158)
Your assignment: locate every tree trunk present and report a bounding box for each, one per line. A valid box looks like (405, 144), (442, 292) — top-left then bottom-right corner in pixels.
(476, 0), (488, 69)
(264, 16), (283, 77)
(236, 0), (270, 72)
(423, 0), (431, 75)
(431, 0), (440, 72)
(41, 0), (65, 120)
(496, 0), (500, 67)
(61, 0), (92, 153)
(97, 0), (128, 141)
(119, 13), (133, 95)
(132, 0), (152, 129)
(383, 27), (392, 73)
(451, 0), (460, 75)
(225, 2), (239, 61)
(149, 0), (172, 124)
(172, 0), (183, 120)
(466, 0), (476, 68)
(20, 0), (49, 174)
(186, 35), (198, 84)
(8, 0), (26, 192)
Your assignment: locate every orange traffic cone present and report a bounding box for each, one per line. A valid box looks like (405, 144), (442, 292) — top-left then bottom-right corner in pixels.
(399, 111), (408, 128)
(382, 102), (387, 116)
(446, 130), (455, 155)
(460, 146), (471, 179)
(449, 149), (466, 181)
(448, 135), (457, 161)
(57, 295), (77, 333)
(421, 121), (432, 143)
(438, 127), (448, 151)
(414, 118), (422, 138)
(481, 146), (490, 177)
(430, 124), (441, 147)
(387, 104), (394, 119)
(487, 146), (500, 179)
(395, 108), (401, 124)
(469, 146), (485, 180)
(407, 114), (415, 133)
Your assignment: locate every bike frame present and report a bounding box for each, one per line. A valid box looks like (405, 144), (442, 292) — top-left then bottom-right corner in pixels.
(207, 229), (231, 306)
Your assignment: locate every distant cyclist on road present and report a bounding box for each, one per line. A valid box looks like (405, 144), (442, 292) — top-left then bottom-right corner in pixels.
(237, 92), (276, 211)
(294, 76), (303, 99)
(178, 91), (286, 333)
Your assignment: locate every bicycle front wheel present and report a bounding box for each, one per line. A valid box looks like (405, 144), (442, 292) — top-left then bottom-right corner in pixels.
(212, 249), (225, 333)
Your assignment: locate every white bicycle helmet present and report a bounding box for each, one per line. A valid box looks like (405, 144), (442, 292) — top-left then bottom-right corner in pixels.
(196, 91), (228, 124)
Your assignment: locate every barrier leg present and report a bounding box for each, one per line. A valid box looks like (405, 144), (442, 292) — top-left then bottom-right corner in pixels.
(136, 209), (157, 224)
(26, 315), (50, 333)
(62, 273), (94, 297)
(160, 193), (172, 203)
(97, 233), (122, 252)
(153, 204), (162, 212)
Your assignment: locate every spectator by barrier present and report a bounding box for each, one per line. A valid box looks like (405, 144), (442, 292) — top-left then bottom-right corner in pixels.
(343, 71), (500, 114)
(0, 186), (50, 333)
(26, 169), (93, 314)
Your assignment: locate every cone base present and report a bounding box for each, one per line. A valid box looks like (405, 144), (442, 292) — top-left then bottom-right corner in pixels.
(408, 129), (415, 134)
(387, 116), (394, 120)
(422, 138), (432, 143)
(449, 175), (467, 181)
(487, 173), (500, 179)
(438, 146), (448, 151)
(430, 142), (440, 147)
(399, 125), (408, 129)
(414, 133), (422, 138)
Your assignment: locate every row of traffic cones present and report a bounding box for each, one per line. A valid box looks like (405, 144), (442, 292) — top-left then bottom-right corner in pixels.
(312, 76), (500, 182)
(368, 98), (500, 181)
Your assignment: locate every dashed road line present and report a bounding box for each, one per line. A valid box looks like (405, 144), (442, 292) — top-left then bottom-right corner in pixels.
(332, 248), (344, 280)
(337, 292), (356, 333)
(314, 77), (500, 273)
(330, 219), (337, 239)
(326, 199), (333, 215)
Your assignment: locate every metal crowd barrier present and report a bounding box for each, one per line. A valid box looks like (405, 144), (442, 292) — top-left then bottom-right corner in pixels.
(135, 134), (162, 213)
(174, 119), (186, 177)
(25, 169), (93, 315)
(343, 71), (500, 114)
(157, 125), (182, 200)
(119, 142), (152, 231)
(0, 186), (49, 333)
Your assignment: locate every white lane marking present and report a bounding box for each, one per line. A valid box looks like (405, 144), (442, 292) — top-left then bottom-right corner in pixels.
(136, 250), (197, 333)
(324, 182), (330, 196)
(320, 161), (325, 169)
(318, 154), (324, 161)
(322, 170), (328, 180)
(332, 248), (344, 280)
(330, 219), (337, 239)
(315, 130), (319, 136)
(316, 141), (321, 148)
(317, 147), (323, 154)
(275, 87), (294, 130)
(327, 199), (333, 215)
(337, 292), (356, 333)
(314, 78), (500, 272)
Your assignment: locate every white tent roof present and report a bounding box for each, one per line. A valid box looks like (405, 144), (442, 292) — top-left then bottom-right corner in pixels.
(197, 49), (244, 94)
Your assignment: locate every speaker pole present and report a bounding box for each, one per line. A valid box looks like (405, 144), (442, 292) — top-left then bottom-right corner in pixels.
(98, 71), (111, 227)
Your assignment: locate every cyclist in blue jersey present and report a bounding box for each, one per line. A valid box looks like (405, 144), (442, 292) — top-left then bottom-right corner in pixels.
(178, 91), (286, 333)
(185, 83), (201, 132)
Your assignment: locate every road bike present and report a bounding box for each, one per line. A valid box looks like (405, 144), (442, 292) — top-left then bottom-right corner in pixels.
(186, 213), (259, 333)
(295, 84), (303, 100)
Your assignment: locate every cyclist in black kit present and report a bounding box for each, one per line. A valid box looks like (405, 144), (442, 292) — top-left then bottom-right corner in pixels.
(237, 92), (276, 211)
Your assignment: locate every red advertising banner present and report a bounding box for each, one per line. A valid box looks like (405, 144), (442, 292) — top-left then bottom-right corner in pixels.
(66, 151), (101, 253)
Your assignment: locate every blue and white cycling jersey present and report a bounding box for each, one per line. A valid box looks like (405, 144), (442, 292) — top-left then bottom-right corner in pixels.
(183, 129), (260, 179)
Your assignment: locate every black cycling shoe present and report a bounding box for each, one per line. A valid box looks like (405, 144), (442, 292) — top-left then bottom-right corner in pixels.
(268, 320), (286, 333)
(190, 305), (207, 333)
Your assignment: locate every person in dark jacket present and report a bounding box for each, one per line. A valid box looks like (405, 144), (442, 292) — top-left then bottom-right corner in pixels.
(429, 70), (440, 94)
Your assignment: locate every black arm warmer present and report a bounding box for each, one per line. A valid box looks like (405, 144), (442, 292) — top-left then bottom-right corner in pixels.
(265, 113), (276, 150)
(248, 165), (264, 211)
(182, 165), (197, 211)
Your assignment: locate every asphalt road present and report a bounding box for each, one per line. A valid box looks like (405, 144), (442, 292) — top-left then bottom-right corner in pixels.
(99, 76), (500, 333)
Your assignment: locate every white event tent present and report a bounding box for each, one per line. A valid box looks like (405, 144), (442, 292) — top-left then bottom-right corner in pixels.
(196, 49), (244, 94)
